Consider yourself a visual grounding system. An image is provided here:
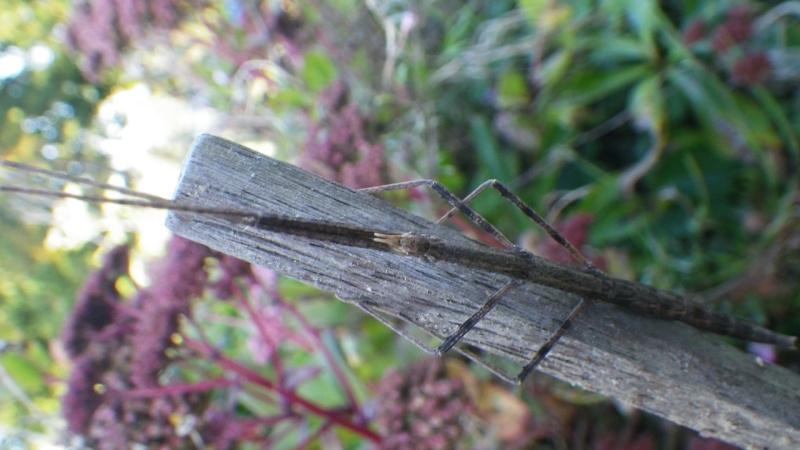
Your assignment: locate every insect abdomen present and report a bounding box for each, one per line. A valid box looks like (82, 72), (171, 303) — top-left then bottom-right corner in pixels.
(605, 278), (796, 348)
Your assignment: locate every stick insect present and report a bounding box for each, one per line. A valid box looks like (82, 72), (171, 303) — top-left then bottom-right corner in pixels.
(1, 143), (795, 385)
(367, 181), (797, 381)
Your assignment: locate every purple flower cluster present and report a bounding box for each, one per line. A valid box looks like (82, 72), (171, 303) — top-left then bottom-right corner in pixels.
(61, 245), (131, 359)
(301, 82), (388, 189)
(66, 0), (207, 82)
(61, 237), (212, 445)
(376, 358), (473, 449)
(128, 237), (209, 388)
(710, 6), (755, 53)
(60, 236), (379, 447)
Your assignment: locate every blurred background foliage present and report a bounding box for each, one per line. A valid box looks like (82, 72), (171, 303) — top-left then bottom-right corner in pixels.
(0, 0), (798, 448)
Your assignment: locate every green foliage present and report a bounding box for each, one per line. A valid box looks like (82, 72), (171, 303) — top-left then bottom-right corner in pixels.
(413, 2), (798, 298)
(0, 0), (71, 47)
(302, 51), (339, 94)
(1, 353), (44, 392)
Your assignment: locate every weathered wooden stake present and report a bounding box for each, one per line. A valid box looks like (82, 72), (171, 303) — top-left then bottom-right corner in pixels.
(166, 134), (800, 448)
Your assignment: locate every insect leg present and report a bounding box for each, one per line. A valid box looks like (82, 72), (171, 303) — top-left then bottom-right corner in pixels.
(515, 297), (588, 383)
(362, 179), (599, 272)
(360, 180), (514, 248)
(436, 280), (522, 354)
(362, 179), (600, 381)
(363, 181), (526, 360)
(435, 179), (597, 272)
(353, 301), (447, 356)
(356, 300), (524, 385)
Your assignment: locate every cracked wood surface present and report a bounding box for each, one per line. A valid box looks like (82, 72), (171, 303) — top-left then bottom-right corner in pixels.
(166, 134), (800, 449)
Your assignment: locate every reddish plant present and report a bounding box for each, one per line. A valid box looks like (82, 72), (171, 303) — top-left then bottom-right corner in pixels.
(301, 82), (388, 189)
(376, 358), (474, 449)
(60, 236), (379, 448)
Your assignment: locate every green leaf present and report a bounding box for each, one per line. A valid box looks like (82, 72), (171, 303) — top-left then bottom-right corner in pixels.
(469, 115), (514, 181)
(497, 72), (530, 109)
(440, 3), (480, 57)
(270, 88), (311, 110)
(586, 37), (651, 64)
(668, 64), (781, 176)
(629, 75), (665, 133)
(623, 0), (659, 40)
(750, 85), (799, 160)
(302, 52), (339, 94)
(549, 64), (651, 108)
(535, 50), (573, 89)
(1, 352), (45, 392)
(518, 0), (548, 26)
(519, 0), (573, 32)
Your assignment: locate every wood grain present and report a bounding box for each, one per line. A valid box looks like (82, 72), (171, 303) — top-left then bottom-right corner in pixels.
(166, 134), (800, 449)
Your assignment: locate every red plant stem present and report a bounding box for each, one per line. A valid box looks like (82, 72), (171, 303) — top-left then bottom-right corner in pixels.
(232, 282), (287, 378)
(281, 298), (362, 419)
(184, 337), (381, 443)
